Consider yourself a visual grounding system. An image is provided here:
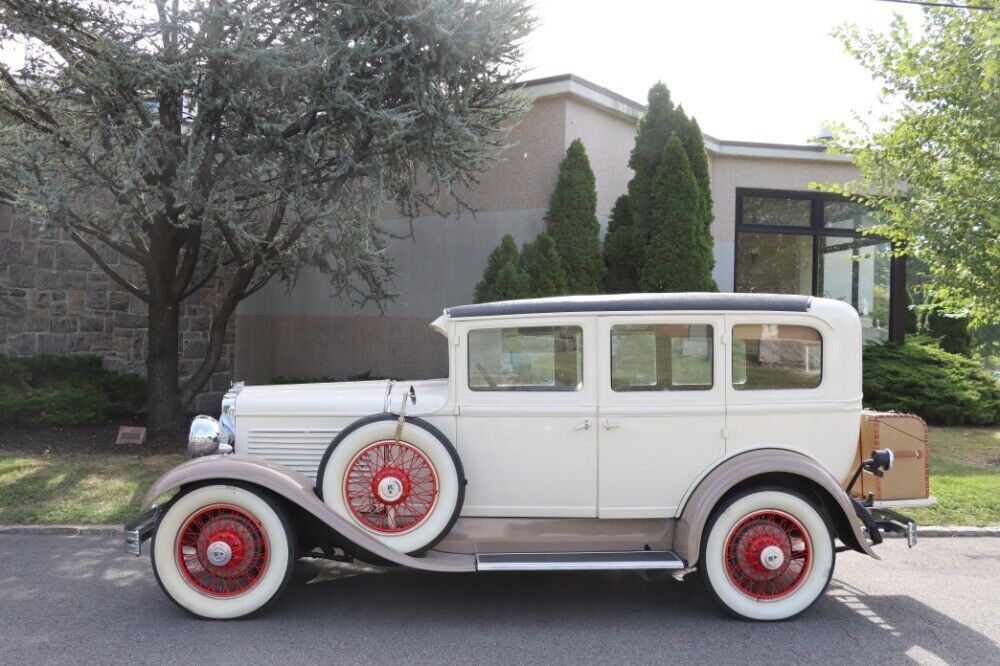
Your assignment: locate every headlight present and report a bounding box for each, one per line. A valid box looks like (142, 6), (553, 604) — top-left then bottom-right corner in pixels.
(188, 415), (233, 457)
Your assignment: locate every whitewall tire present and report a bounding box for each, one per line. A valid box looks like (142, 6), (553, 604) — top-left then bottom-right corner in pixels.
(700, 488), (835, 621)
(151, 484), (295, 620)
(317, 415), (464, 554)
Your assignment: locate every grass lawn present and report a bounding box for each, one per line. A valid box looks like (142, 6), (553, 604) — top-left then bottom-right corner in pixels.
(0, 453), (184, 524)
(908, 426), (1000, 527)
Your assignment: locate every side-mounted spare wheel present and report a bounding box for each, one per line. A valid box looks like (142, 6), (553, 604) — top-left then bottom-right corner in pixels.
(700, 487), (835, 621)
(151, 484), (296, 619)
(316, 414), (465, 555)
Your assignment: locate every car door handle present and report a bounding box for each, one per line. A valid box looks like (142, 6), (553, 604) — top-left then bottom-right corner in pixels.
(602, 419), (621, 430)
(575, 419), (592, 431)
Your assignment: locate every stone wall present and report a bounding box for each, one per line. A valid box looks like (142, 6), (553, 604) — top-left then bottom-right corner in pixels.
(0, 204), (235, 413)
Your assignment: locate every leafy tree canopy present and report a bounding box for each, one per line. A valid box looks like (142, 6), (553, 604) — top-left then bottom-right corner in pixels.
(0, 0), (532, 429)
(826, 5), (999, 326)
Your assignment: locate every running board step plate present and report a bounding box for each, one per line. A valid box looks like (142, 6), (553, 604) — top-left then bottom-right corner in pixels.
(476, 550), (684, 572)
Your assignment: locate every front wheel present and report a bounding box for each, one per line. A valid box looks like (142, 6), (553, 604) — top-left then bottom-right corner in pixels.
(700, 487), (835, 621)
(151, 484), (295, 619)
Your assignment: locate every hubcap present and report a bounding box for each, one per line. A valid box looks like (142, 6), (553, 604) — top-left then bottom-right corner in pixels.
(207, 540), (233, 566)
(344, 440), (439, 534)
(760, 544), (785, 571)
(176, 504), (269, 597)
(723, 509), (812, 600)
(377, 476), (405, 503)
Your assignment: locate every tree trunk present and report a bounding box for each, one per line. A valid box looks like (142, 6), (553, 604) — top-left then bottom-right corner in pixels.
(147, 300), (184, 434)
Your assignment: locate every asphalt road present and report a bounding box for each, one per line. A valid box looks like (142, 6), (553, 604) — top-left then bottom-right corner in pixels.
(1, 535), (998, 665)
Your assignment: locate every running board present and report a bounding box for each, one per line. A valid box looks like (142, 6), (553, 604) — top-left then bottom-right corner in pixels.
(476, 550), (684, 572)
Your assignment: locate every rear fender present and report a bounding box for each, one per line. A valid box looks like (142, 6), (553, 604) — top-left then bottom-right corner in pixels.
(142, 455), (474, 572)
(673, 448), (878, 566)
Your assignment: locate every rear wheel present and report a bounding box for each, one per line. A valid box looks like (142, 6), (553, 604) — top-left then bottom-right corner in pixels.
(700, 487), (835, 621)
(151, 484), (295, 619)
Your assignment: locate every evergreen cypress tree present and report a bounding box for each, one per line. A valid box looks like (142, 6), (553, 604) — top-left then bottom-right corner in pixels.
(520, 232), (568, 297)
(603, 194), (643, 293)
(544, 139), (604, 293)
(474, 234), (520, 302)
(639, 136), (717, 292)
(678, 115), (713, 227)
(492, 261), (532, 301)
(603, 82), (718, 293)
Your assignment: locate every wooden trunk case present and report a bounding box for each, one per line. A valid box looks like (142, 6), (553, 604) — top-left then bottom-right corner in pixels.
(852, 411), (930, 502)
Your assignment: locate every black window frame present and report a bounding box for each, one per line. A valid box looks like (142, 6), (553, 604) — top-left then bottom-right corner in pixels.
(734, 188), (907, 343)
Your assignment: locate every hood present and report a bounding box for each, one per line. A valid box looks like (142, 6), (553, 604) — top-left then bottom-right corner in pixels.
(234, 378), (451, 417)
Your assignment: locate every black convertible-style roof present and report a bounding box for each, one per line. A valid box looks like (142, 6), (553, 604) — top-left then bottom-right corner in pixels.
(445, 293), (812, 319)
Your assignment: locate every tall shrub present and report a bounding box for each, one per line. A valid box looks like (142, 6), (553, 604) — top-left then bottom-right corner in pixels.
(603, 82), (716, 293)
(474, 234), (520, 303)
(640, 137), (716, 292)
(544, 140), (604, 293)
(521, 233), (568, 297)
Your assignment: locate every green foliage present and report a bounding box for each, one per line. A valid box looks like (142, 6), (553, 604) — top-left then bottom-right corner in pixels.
(474, 234), (522, 303)
(544, 140), (604, 293)
(0, 354), (146, 428)
(863, 339), (1000, 425)
(491, 261), (533, 301)
(828, 7), (1000, 325)
(639, 137), (716, 292)
(604, 82), (716, 293)
(602, 194), (642, 293)
(520, 232), (567, 297)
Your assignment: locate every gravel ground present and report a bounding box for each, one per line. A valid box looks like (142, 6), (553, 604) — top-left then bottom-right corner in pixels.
(1, 535), (998, 665)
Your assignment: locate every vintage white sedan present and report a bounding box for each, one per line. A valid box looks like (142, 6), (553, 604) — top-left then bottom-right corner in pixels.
(127, 293), (921, 621)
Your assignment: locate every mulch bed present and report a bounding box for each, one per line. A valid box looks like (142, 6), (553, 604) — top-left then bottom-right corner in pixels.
(0, 419), (187, 455)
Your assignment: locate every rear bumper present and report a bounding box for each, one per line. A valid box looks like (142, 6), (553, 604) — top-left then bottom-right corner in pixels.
(854, 500), (918, 548)
(123, 506), (162, 556)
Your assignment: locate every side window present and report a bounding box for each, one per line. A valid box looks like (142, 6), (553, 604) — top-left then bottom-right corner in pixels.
(732, 324), (822, 390)
(611, 324), (713, 392)
(468, 326), (583, 392)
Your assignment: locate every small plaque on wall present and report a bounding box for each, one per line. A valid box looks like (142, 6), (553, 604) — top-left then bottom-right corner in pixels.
(116, 426), (147, 447)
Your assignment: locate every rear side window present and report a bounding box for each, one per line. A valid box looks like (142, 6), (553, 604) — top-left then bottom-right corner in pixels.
(732, 324), (822, 390)
(611, 324), (713, 391)
(468, 326), (583, 391)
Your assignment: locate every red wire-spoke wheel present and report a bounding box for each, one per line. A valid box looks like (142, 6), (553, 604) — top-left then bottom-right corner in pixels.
(176, 504), (269, 598)
(343, 439), (439, 534)
(723, 509), (812, 601)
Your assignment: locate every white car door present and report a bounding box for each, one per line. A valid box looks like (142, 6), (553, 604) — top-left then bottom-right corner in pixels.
(597, 314), (727, 518)
(455, 316), (598, 517)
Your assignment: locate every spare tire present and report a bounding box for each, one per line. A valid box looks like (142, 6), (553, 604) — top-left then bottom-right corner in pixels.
(316, 414), (465, 555)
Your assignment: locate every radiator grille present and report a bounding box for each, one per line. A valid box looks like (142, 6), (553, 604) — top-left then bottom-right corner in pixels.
(245, 429), (340, 481)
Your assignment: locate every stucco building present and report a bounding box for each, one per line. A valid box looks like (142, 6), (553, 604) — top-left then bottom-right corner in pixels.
(234, 75), (905, 383)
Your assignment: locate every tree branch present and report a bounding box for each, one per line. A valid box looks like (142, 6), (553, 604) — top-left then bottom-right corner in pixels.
(68, 230), (150, 302)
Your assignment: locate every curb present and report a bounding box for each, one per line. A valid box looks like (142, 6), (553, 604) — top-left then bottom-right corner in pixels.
(0, 524), (123, 536)
(886, 526), (1000, 538)
(1, 524), (999, 537)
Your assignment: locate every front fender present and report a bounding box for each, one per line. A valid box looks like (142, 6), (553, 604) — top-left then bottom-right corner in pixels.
(673, 448), (878, 566)
(142, 455), (475, 572)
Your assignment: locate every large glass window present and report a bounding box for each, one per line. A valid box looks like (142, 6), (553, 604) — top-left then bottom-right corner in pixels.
(468, 326), (582, 391)
(742, 196), (811, 228)
(818, 238), (891, 343)
(611, 324), (713, 391)
(732, 324), (822, 390)
(735, 189), (900, 343)
(735, 233), (812, 295)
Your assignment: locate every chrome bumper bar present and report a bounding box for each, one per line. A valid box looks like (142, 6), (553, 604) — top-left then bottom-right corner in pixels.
(123, 506), (161, 556)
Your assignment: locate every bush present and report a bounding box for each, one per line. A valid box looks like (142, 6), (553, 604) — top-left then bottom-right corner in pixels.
(270, 371), (385, 384)
(863, 339), (1000, 425)
(0, 354), (146, 428)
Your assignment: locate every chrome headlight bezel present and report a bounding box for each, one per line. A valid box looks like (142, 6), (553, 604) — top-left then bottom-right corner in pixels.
(187, 382), (244, 457)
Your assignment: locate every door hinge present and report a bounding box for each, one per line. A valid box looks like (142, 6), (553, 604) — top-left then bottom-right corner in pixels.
(453, 334), (462, 347)
(721, 427), (729, 440)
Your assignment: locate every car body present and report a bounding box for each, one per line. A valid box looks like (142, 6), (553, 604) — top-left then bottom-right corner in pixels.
(128, 293), (921, 621)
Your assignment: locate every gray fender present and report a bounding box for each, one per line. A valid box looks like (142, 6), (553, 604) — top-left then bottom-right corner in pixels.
(673, 448), (878, 566)
(142, 455), (475, 572)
